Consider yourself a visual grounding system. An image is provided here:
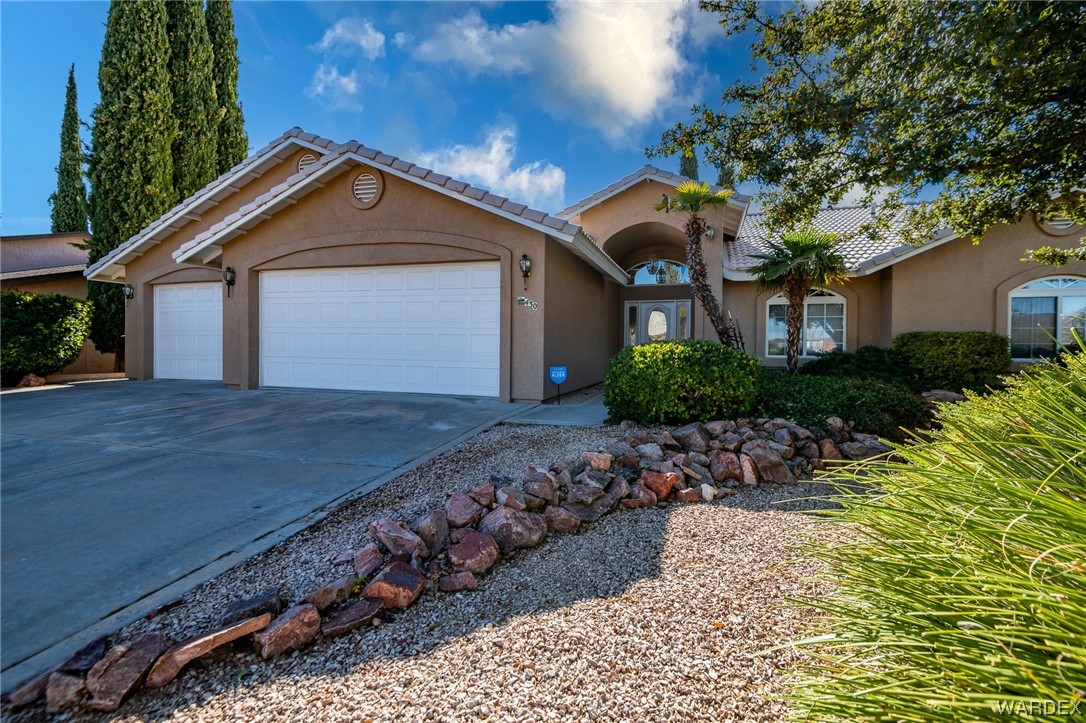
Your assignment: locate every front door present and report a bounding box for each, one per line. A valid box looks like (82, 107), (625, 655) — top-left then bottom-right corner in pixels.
(624, 300), (692, 345)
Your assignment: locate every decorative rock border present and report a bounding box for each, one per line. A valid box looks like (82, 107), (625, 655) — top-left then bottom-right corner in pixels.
(6, 415), (890, 714)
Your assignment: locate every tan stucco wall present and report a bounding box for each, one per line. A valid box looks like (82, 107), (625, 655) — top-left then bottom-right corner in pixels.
(3, 274), (116, 374)
(542, 237), (620, 397)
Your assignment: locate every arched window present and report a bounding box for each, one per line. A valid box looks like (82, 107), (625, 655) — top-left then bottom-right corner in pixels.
(766, 289), (846, 358)
(1008, 276), (1086, 359)
(628, 260), (689, 285)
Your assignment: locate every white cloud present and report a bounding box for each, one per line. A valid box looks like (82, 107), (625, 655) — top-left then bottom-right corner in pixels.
(392, 32), (411, 49)
(307, 63), (362, 111)
(416, 124), (566, 211)
(412, 2), (695, 144)
(315, 18), (386, 60)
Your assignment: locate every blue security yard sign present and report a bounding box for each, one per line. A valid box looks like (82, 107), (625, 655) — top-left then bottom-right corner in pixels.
(549, 366), (567, 385)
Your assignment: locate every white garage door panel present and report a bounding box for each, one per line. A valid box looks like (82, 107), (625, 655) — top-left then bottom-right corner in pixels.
(260, 263), (500, 396)
(154, 283), (223, 380)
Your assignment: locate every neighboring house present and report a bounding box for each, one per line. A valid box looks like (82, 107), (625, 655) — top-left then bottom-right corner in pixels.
(84, 128), (1086, 402)
(1, 232), (116, 375)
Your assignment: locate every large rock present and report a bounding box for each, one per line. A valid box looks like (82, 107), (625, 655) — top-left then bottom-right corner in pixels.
(369, 518), (429, 559)
(45, 672), (87, 713)
(470, 482), (497, 507)
(634, 442), (664, 460)
(354, 543), (385, 579)
(839, 435), (894, 460)
(607, 441), (640, 468)
(361, 561), (427, 610)
(253, 604), (320, 659)
(477, 507), (547, 553)
(743, 440), (796, 484)
(639, 470), (679, 501)
(146, 615), (270, 688)
(796, 440), (821, 460)
(561, 493), (615, 523)
(622, 484), (657, 509)
(923, 389), (967, 404)
(700, 484), (718, 502)
(818, 438), (844, 461)
(765, 439), (795, 460)
(739, 455), (760, 486)
(85, 634), (167, 711)
(653, 432), (681, 451)
(523, 476), (557, 504)
(565, 482), (605, 506)
(709, 450), (743, 483)
(544, 505), (582, 533)
(15, 373), (46, 388)
(302, 574), (356, 612)
(448, 531), (501, 574)
(221, 588), (281, 627)
(445, 492), (486, 528)
(581, 451), (614, 471)
(321, 598), (385, 638)
(605, 476), (631, 501)
(412, 510), (450, 556)
(438, 572), (478, 592)
(8, 672), (50, 708)
(672, 423), (711, 453)
(496, 485), (528, 511)
(523, 464), (558, 490)
(674, 488), (701, 503)
(719, 432), (745, 453)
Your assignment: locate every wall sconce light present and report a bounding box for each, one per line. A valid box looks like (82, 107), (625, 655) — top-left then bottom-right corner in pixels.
(222, 266), (236, 297)
(705, 225), (715, 239)
(519, 254), (532, 290)
(122, 284), (134, 307)
(646, 250), (660, 275)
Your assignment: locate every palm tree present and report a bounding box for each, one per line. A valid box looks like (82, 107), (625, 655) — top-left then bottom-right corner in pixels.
(749, 227), (849, 372)
(653, 181), (742, 348)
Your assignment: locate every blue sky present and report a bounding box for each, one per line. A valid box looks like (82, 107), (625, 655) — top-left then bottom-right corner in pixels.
(1, 1), (765, 235)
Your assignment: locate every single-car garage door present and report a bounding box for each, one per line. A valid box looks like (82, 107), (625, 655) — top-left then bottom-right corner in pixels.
(154, 282), (223, 380)
(260, 262), (500, 396)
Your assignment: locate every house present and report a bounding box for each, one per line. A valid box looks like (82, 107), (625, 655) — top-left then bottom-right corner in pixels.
(1, 231), (116, 375)
(84, 128), (1086, 401)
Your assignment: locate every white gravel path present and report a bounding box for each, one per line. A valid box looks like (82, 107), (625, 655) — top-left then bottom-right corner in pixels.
(10, 423), (846, 722)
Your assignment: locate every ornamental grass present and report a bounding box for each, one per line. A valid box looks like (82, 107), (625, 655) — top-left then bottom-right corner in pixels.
(790, 347), (1086, 721)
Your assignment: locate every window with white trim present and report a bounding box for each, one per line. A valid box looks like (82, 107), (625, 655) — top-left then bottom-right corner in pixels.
(1008, 276), (1086, 359)
(766, 289), (846, 357)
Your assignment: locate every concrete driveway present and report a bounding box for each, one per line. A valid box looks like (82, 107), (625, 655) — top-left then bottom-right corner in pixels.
(0, 380), (530, 691)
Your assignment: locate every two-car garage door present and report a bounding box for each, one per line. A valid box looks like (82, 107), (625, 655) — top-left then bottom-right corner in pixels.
(259, 262), (500, 396)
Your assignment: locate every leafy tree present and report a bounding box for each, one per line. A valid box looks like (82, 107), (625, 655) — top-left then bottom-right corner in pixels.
(715, 163), (736, 192)
(653, 181), (742, 348)
(679, 149), (699, 181)
(167, 0), (219, 201)
(49, 65), (89, 234)
(748, 227), (848, 372)
(206, 0), (248, 174)
(1, 290), (92, 384)
(651, 1), (1086, 255)
(88, 0), (176, 366)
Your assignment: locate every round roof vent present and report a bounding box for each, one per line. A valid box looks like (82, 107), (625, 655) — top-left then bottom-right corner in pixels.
(1045, 214), (1075, 231)
(297, 153), (318, 172)
(349, 170), (383, 209)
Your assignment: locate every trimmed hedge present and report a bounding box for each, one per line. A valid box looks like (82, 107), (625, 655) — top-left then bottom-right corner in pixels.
(800, 345), (922, 390)
(893, 331), (1010, 391)
(604, 339), (760, 424)
(755, 369), (930, 440)
(1, 289), (92, 384)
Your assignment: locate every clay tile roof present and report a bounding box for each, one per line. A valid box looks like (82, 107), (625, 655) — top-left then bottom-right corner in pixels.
(444, 179), (468, 192)
(558, 165), (751, 219)
(1, 264), (87, 281)
(481, 192), (507, 207)
(501, 200), (528, 215)
(463, 186), (488, 201)
(391, 159), (413, 172)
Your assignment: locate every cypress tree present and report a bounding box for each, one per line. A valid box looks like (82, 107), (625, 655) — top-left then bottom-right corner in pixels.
(680, 150), (699, 181)
(206, 0), (248, 174)
(49, 65), (89, 233)
(88, 0), (176, 365)
(167, 0), (219, 201)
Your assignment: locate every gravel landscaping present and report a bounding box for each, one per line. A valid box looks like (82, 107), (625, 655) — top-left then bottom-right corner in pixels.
(7, 422), (848, 722)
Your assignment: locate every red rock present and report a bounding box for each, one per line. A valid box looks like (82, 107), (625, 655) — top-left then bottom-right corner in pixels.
(674, 488), (701, 503)
(819, 438), (844, 461)
(797, 440), (821, 459)
(448, 531), (501, 574)
(580, 451), (614, 472)
(523, 464), (557, 489)
(809, 458), (827, 472)
(411, 510), (450, 556)
(496, 485), (528, 511)
(369, 518), (429, 559)
(8, 671), (50, 707)
(302, 574), (356, 612)
(445, 492), (486, 528)
(605, 477), (631, 500)
(438, 571), (478, 592)
(705, 420), (731, 436)
(561, 494), (615, 522)
(709, 450), (743, 483)
(354, 543), (384, 579)
(743, 440), (796, 484)
(607, 441), (639, 468)
(361, 561), (426, 609)
(565, 482), (604, 506)
(450, 526), (473, 544)
(523, 492), (546, 512)
(672, 423), (711, 453)
(253, 604), (320, 659)
(220, 588), (281, 626)
(621, 484), (657, 509)
(468, 482), (496, 507)
(740, 455), (760, 486)
(86, 634), (167, 711)
(720, 432), (745, 453)
(523, 476), (557, 504)
(58, 636), (109, 674)
(639, 470), (679, 501)
(15, 373), (46, 388)
(321, 597), (385, 638)
(544, 504), (582, 533)
(653, 432), (681, 450)
(146, 615), (270, 688)
(45, 672), (86, 713)
(477, 507), (547, 553)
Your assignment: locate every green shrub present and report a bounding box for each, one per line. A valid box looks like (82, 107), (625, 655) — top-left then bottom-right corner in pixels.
(603, 339), (760, 424)
(893, 330), (1010, 391)
(755, 369), (929, 440)
(791, 349), (1086, 721)
(800, 345), (922, 390)
(1, 289), (92, 384)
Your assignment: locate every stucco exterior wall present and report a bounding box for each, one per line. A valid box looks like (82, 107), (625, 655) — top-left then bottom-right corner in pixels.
(543, 237), (620, 397)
